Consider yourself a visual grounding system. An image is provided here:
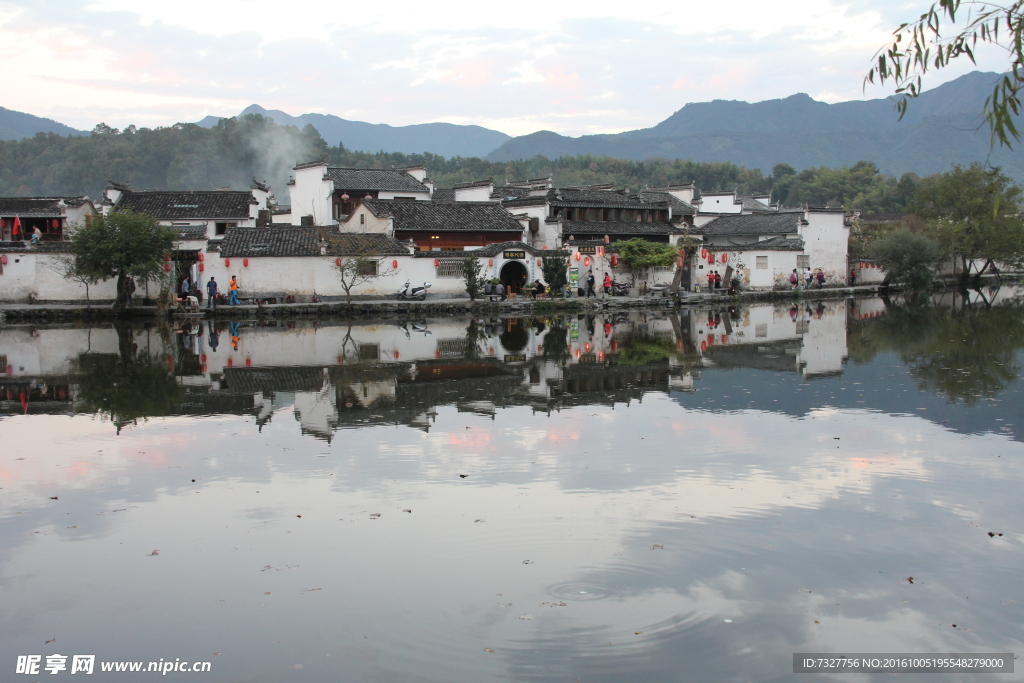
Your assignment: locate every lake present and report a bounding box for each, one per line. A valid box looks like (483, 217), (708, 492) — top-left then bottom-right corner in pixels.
(1, 290), (1022, 681)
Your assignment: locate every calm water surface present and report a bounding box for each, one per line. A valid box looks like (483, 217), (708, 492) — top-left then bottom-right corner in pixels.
(1, 291), (1023, 682)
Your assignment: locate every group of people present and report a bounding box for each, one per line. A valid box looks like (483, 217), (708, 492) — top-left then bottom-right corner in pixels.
(705, 270), (724, 290)
(179, 275), (241, 308)
(789, 267), (827, 290)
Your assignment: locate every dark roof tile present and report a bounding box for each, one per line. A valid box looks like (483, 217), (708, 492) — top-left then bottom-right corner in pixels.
(700, 213), (804, 236)
(0, 197), (85, 217)
(116, 190), (256, 220)
(562, 220), (685, 236)
(361, 199), (524, 233)
(325, 168), (429, 193)
(220, 227), (320, 257)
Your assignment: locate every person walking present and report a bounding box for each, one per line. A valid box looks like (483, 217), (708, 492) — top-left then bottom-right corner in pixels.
(228, 276), (240, 305)
(804, 267), (813, 289)
(206, 277), (218, 309)
(790, 269), (799, 290)
(585, 272), (596, 298)
(603, 273), (612, 295)
(496, 282), (506, 302)
(815, 269), (825, 288)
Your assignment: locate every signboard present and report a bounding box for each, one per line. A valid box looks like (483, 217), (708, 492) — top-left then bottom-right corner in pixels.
(503, 354), (526, 363)
(577, 246), (597, 255)
(569, 268), (579, 286)
(503, 250), (526, 260)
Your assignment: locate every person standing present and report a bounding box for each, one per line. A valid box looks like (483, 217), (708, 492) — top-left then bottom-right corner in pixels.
(206, 277), (218, 309)
(585, 272), (596, 298)
(228, 276), (240, 305)
(497, 282), (507, 302)
(815, 269), (825, 288)
(484, 280), (493, 301)
(804, 267), (812, 289)
(707, 270), (715, 291)
(714, 270), (722, 290)
(790, 269), (799, 290)
(849, 268), (857, 286)
(603, 273), (612, 295)
(181, 276), (191, 297)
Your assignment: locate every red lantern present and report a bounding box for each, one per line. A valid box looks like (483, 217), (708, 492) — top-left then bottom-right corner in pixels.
(434, 259), (440, 267)
(164, 262), (171, 271)
(574, 252), (581, 261)
(337, 355), (343, 364)
(227, 357), (233, 367)
(488, 258), (494, 266)
(198, 263), (205, 272)
(0, 219), (5, 229)
(720, 334), (728, 344)
(197, 253), (204, 262)
(435, 349), (441, 359)
(611, 341), (618, 352)
(243, 258), (249, 267)
(677, 256), (683, 268)
(392, 260), (398, 269)
(537, 258), (543, 266)
(201, 364), (207, 373)
(51, 219), (60, 229)
(583, 257), (591, 267)
(201, 354), (207, 363)
(0, 254), (7, 265)
(393, 350), (400, 360)
(707, 254), (714, 264)
(584, 342), (591, 352)
(701, 340), (707, 352)
(165, 254), (172, 261)
(335, 258), (342, 266)
(700, 248), (708, 259)
(5, 365), (11, 375)
(245, 358), (252, 367)
(610, 254), (619, 267)
(597, 246), (604, 256)
(224, 258), (231, 267)
(341, 193), (350, 202)
(721, 253), (728, 263)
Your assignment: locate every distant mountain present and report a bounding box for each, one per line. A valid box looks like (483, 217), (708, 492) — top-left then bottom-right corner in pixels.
(198, 104), (512, 158)
(486, 72), (1024, 180)
(0, 106), (85, 141)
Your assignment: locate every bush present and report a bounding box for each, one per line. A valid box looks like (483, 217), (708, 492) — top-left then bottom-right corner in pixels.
(868, 228), (941, 291)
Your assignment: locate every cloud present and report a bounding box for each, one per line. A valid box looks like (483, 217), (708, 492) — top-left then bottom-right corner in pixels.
(0, 0), (1012, 137)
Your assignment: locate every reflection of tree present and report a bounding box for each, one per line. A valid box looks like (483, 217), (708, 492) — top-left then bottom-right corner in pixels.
(614, 335), (681, 366)
(540, 317), (570, 363)
(848, 302), (1024, 405)
(76, 324), (183, 432)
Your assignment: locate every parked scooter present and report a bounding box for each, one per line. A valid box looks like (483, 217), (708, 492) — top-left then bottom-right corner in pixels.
(397, 281), (432, 301)
(610, 280), (630, 296)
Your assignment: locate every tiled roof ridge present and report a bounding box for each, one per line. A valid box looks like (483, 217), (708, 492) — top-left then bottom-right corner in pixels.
(452, 178), (494, 189)
(293, 160), (328, 170)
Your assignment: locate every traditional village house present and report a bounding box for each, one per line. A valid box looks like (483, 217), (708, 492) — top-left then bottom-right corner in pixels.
(0, 196), (96, 242)
(694, 208), (849, 290)
(287, 161), (432, 226)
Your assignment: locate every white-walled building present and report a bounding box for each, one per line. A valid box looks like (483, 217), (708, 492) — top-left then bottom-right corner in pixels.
(287, 162), (432, 226)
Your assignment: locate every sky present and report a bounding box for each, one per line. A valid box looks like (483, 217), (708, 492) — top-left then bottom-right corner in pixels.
(0, 0), (1010, 137)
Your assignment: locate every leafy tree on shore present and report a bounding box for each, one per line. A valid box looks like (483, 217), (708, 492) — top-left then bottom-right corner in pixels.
(868, 227), (942, 291)
(70, 209), (177, 312)
(462, 257), (485, 301)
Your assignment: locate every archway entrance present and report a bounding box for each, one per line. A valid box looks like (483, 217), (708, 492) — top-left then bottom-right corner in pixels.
(499, 260), (528, 294)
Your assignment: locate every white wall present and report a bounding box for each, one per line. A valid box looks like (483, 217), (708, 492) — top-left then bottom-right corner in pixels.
(340, 205), (391, 235)
(698, 193), (741, 214)
(453, 186), (493, 202)
(0, 252), (118, 303)
(288, 164), (333, 226)
(800, 211), (849, 284)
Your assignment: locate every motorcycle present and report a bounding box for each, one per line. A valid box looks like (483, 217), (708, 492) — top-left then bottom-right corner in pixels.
(397, 281), (431, 301)
(610, 280), (630, 296)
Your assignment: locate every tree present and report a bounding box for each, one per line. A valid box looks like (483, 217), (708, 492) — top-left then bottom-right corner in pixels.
(333, 256), (392, 303)
(866, 0), (1024, 147)
(540, 254), (568, 295)
(913, 163), (1024, 280)
(462, 257), (485, 300)
(617, 239), (677, 269)
(868, 227), (943, 291)
(70, 209), (177, 312)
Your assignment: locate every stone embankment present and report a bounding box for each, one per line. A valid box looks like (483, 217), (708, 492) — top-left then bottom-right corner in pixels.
(0, 285), (890, 323)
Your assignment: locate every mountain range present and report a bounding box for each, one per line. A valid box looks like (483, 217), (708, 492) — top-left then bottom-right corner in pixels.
(1, 71), (1021, 179)
(197, 104), (511, 158)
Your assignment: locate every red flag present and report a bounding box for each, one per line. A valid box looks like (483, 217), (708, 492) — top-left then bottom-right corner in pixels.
(12, 215), (20, 236)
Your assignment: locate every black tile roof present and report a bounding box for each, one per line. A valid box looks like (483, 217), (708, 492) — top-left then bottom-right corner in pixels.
(699, 213), (804, 236)
(0, 197), (84, 217)
(173, 226), (209, 240)
(637, 191), (696, 215)
(431, 189), (456, 203)
(0, 241), (73, 253)
(116, 190), (256, 220)
(498, 194), (551, 207)
(746, 236), (805, 251)
(452, 178), (493, 189)
(562, 220), (685, 236)
(362, 199), (524, 233)
(740, 196), (773, 211)
(412, 241), (567, 258)
(325, 168), (429, 193)
(322, 232), (411, 256)
(220, 227), (320, 257)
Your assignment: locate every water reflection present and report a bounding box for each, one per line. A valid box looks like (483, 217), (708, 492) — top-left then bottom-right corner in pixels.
(1, 292), (1023, 682)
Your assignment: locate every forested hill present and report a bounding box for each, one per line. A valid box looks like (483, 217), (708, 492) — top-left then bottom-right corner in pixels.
(0, 113), (943, 213)
(0, 106), (85, 141)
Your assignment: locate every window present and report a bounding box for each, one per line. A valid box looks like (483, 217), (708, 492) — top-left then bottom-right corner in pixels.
(0, 355), (6, 372)
(436, 339), (467, 357)
(435, 259), (463, 278)
(356, 260), (378, 276)
(756, 256), (768, 269)
(358, 344), (379, 361)
(360, 213), (365, 225)
(797, 255), (810, 269)
(215, 222), (228, 235)
(392, 196), (416, 202)
(755, 324), (768, 338)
